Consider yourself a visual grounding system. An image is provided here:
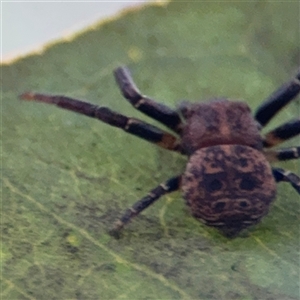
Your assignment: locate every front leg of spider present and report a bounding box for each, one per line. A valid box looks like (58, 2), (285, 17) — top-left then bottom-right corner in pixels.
(20, 92), (183, 153)
(114, 67), (183, 132)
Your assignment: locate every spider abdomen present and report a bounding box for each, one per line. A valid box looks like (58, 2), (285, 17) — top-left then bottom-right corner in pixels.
(182, 144), (277, 236)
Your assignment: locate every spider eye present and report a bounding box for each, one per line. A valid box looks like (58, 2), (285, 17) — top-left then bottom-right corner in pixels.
(239, 176), (256, 191)
(208, 179), (223, 192)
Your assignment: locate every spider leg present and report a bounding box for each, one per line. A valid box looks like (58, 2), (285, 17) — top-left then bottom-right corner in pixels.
(110, 175), (181, 234)
(264, 146), (300, 162)
(263, 119), (300, 147)
(114, 67), (182, 133)
(255, 70), (300, 127)
(20, 92), (183, 153)
(272, 167), (300, 194)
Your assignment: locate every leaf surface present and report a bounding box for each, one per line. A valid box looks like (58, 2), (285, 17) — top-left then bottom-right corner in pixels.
(2, 2), (300, 299)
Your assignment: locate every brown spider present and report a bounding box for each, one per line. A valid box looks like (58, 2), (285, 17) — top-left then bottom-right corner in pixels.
(20, 67), (300, 237)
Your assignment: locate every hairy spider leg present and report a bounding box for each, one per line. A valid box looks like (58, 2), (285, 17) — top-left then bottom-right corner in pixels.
(255, 70), (300, 127)
(257, 74), (300, 193)
(272, 168), (300, 194)
(20, 92), (182, 153)
(114, 67), (183, 133)
(111, 175), (181, 234)
(265, 146), (300, 162)
(263, 119), (300, 147)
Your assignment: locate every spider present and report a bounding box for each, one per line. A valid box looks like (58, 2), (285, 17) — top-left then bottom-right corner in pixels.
(20, 67), (300, 237)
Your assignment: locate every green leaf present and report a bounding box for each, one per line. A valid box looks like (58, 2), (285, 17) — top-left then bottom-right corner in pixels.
(2, 1), (299, 299)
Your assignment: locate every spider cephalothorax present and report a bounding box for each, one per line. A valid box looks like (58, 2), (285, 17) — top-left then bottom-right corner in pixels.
(180, 100), (263, 153)
(21, 66), (300, 237)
